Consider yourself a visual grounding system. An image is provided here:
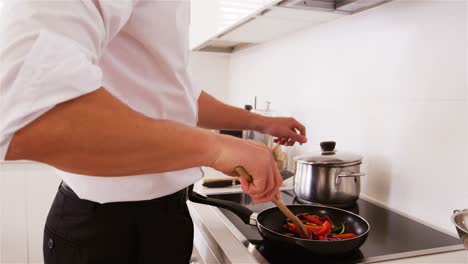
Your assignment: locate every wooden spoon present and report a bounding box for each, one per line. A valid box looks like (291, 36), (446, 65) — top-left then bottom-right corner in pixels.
(234, 166), (309, 238)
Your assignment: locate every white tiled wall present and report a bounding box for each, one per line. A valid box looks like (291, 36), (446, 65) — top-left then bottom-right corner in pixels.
(228, 0), (467, 235)
(0, 162), (60, 264)
(189, 51), (231, 102)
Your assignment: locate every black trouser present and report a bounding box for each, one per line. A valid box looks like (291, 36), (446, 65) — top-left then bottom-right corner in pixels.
(43, 183), (194, 264)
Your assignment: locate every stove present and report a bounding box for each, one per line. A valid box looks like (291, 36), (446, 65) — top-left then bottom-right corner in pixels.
(208, 191), (463, 264)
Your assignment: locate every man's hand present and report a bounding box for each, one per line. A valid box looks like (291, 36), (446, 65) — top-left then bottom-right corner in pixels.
(210, 135), (283, 203)
(198, 92), (307, 146)
(257, 116), (307, 146)
(197, 92), (306, 202)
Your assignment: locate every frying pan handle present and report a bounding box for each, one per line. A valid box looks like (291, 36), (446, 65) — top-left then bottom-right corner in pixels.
(188, 188), (256, 225)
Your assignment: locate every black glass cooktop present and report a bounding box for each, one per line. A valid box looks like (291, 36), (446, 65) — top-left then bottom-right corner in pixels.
(208, 191), (463, 264)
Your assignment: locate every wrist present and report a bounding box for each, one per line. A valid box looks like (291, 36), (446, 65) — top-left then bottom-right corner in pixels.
(201, 132), (224, 168)
(248, 112), (269, 133)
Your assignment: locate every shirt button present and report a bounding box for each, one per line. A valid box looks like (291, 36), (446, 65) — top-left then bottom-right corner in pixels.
(48, 238), (54, 249)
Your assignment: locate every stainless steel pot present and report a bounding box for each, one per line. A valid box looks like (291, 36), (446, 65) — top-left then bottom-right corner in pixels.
(293, 141), (365, 207)
(452, 209), (468, 250)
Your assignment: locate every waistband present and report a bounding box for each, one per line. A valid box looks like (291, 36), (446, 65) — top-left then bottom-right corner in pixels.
(60, 181), (189, 205)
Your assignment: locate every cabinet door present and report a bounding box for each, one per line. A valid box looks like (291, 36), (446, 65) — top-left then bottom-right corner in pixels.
(0, 162), (61, 263)
(0, 163), (28, 263)
(190, 0), (275, 50)
(217, 0), (267, 31)
(190, 0), (222, 50)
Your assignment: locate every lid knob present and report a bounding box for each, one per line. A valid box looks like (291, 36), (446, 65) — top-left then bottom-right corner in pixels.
(320, 141), (336, 153)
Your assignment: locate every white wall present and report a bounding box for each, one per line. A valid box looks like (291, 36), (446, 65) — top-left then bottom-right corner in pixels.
(189, 51), (231, 102)
(228, 0), (467, 235)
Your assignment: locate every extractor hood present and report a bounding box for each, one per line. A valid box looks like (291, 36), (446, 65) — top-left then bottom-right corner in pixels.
(279, 0), (392, 13)
(192, 0), (393, 53)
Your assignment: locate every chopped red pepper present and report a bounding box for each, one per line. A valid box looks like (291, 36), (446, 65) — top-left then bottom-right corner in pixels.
(316, 220), (332, 235)
(283, 213), (358, 241)
(304, 214), (323, 225)
(318, 235), (328, 241)
(305, 224), (322, 234)
(287, 222), (321, 234)
(285, 222), (299, 233)
(320, 215), (334, 226)
(332, 233), (358, 239)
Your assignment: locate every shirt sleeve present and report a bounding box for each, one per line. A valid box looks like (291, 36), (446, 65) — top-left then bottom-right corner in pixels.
(0, 0), (136, 160)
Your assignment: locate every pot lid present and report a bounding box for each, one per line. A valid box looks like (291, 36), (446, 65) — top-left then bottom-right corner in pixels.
(294, 141), (363, 165)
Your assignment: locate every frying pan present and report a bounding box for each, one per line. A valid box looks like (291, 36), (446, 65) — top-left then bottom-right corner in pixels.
(188, 190), (370, 255)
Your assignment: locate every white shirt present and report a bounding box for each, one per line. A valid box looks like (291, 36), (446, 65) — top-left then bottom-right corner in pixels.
(0, 0), (203, 203)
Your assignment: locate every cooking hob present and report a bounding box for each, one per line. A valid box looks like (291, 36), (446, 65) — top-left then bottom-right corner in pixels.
(208, 191), (463, 264)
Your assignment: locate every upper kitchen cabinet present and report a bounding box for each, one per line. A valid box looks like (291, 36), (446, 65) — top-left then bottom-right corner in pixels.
(190, 0), (275, 50)
(190, 0), (393, 53)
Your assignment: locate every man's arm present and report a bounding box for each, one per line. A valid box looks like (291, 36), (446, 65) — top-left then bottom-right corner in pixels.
(1, 2), (282, 203)
(6, 88), (283, 203)
(197, 91), (261, 131)
(198, 91), (307, 146)
(6, 88), (220, 176)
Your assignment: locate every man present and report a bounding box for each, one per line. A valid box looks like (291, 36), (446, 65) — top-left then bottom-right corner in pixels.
(0, 1), (307, 263)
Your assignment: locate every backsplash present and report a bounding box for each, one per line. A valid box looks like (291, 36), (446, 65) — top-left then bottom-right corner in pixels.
(227, 0), (467, 235)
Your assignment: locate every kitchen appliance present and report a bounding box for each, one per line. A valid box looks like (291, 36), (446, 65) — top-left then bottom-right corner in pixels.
(452, 209), (468, 250)
(279, 0), (392, 13)
(203, 191), (463, 263)
(294, 141), (365, 207)
(194, 0), (395, 53)
(189, 191), (370, 255)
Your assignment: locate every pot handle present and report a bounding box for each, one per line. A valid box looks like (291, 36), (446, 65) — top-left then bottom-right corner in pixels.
(336, 172), (366, 184)
(188, 186), (256, 225)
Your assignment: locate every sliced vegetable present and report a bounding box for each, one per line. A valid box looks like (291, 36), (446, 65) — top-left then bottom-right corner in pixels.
(282, 213), (358, 241)
(318, 235), (328, 241)
(319, 215), (334, 227)
(316, 220), (332, 235)
(331, 222), (346, 234)
(331, 233), (358, 239)
(304, 214), (323, 225)
(286, 222), (322, 234)
(305, 224), (322, 234)
(284, 222), (299, 233)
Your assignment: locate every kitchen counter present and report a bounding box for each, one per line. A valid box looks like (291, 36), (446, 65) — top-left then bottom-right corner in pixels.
(195, 167), (295, 195)
(188, 200), (467, 264)
(190, 168), (467, 264)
